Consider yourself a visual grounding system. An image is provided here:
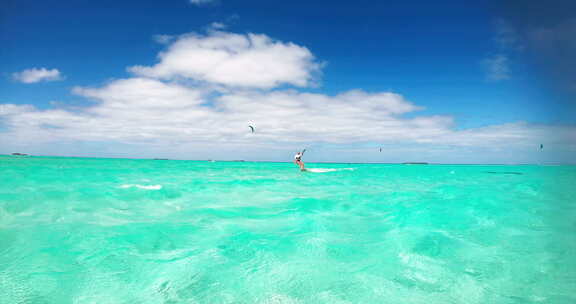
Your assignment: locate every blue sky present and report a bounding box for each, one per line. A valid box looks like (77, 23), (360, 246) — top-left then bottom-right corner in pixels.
(1, 0), (575, 163)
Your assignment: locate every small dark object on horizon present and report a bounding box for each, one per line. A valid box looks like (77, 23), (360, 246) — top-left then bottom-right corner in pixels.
(403, 162), (428, 165)
(11, 153), (28, 156)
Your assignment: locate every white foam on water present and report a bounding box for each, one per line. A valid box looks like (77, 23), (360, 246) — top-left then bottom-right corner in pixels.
(263, 293), (301, 304)
(119, 184), (162, 190)
(305, 168), (355, 173)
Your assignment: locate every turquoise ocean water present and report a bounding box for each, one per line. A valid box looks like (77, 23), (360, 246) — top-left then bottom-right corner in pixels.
(1, 156), (575, 303)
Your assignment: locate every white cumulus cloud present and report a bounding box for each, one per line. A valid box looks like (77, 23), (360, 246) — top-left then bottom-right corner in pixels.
(129, 31), (320, 89)
(12, 68), (64, 83)
(1, 82), (443, 145)
(2, 30), (574, 163)
(2, 76), (573, 158)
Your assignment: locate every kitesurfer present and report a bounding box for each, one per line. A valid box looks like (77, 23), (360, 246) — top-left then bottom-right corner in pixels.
(294, 150), (306, 171)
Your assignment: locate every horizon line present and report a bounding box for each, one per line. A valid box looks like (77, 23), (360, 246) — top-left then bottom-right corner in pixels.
(1, 154), (572, 166)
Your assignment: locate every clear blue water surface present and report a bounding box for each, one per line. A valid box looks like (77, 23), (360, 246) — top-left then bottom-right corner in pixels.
(1, 156), (574, 303)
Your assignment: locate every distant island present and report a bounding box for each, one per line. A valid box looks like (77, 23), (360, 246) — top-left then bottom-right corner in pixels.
(11, 153), (29, 156)
(402, 162), (428, 165)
